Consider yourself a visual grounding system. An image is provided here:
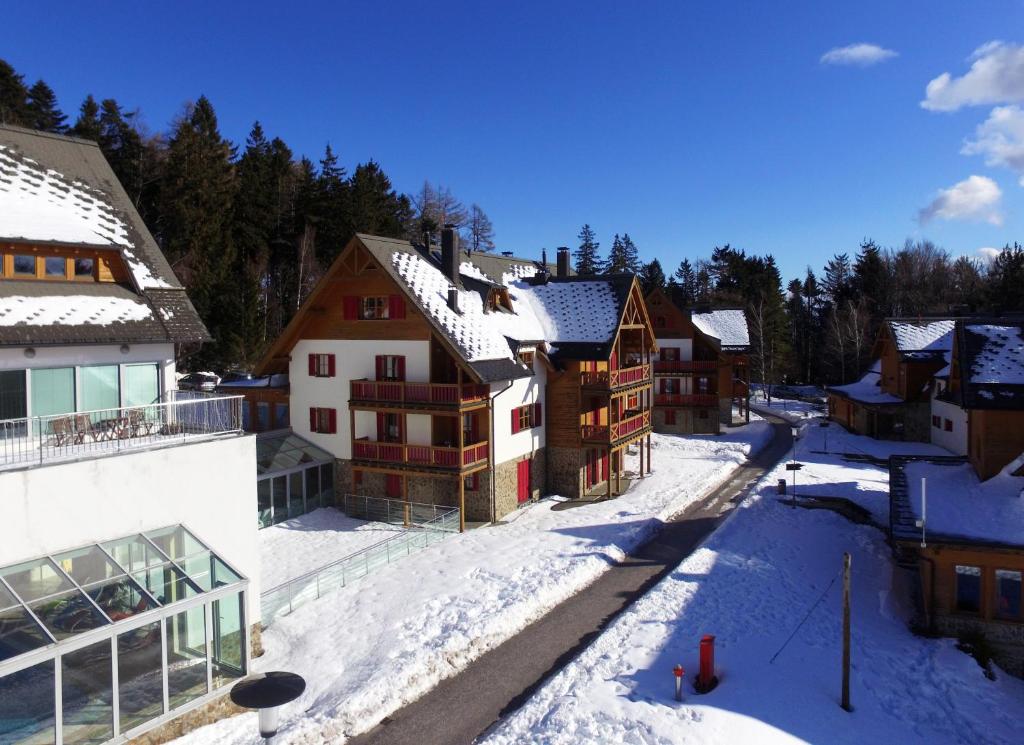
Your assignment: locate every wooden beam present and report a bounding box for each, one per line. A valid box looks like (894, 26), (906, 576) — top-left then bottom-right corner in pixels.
(458, 475), (466, 533)
(646, 434), (652, 475)
(606, 448), (612, 500)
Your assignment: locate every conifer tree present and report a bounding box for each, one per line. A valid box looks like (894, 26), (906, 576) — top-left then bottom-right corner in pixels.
(574, 224), (602, 274)
(639, 259), (666, 293)
(987, 243), (1024, 312)
(674, 258), (697, 306)
(26, 81), (66, 132)
(97, 99), (145, 204)
(71, 95), (102, 140)
(621, 233), (640, 273)
(349, 160), (413, 242)
(606, 234), (627, 273)
(0, 59), (30, 126)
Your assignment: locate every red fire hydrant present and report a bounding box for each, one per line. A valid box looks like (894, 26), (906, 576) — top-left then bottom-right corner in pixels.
(673, 664), (684, 701)
(696, 635), (718, 693)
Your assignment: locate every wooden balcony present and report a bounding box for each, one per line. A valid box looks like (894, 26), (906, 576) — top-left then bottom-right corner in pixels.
(352, 438), (489, 472)
(654, 393), (719, 407)
(579, 364), (651, 391)
(653, 360), (718, 375)
(580, 411), (651, 445)
(350, 380), (489, 411)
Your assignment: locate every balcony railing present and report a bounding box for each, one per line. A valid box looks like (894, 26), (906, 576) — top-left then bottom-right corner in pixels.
(352, 439), (489, 470)
(653, 360), (718, 374)
(350, 380), (489, 408)
(580, 364), (651, 390)
(580, 411), (651, 444)
(654, 393), (719, 407)
(0, 393), (243, 469)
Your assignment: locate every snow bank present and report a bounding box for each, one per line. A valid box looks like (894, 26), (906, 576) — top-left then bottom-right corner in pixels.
(485, 437), (1024, 745)
(175, 423), (772, 745)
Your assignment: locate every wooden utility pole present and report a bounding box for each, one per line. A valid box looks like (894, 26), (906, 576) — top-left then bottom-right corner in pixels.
(841, 552), (852, 712)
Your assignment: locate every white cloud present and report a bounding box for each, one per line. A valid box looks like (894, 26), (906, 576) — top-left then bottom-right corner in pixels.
(820, 43), (897, 66)
(918, 175), (1003, 225)
(962, 105), (1024, 185)
(977, 246), (1002, 264)
(922, 41), (1024, 111)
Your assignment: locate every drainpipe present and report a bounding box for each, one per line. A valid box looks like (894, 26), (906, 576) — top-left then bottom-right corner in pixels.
(489, 379), (514, 524)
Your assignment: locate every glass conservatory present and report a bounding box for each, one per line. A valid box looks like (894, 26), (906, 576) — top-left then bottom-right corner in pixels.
(0, 526), (248, 744)
(256, 432), (335, 528)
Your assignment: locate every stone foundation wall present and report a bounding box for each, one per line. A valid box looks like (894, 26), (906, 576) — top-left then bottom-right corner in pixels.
(718, 397), (732, 425)
(652, 407), (720, 435)
(130, 694), (243, 745)
(492, 449), (546, 520)
(934, 614), (1024, 678)
(547, 445), (583, 499)
(334, 459), (351, 503)
(463, 469), (492, 522)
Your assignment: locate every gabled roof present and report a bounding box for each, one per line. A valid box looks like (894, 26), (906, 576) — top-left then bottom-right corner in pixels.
(691, 308), (750, 350)
(0, 125), (208, 346)
(954, 319), (1024, 410)
(885, 318), (955, 360)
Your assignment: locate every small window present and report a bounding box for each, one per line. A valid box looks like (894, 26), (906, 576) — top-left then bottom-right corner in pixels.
(663, 379), (679, 394)
(944, 419), (953, 432)
(310, 354), (334, 377)
(360, 296), (389, 320)
(274, 403), (289, 428)
(663, 347), (680, 361)
(519, 351), (534, 367)
(13, 255), (35, 276)
(955, 565), (982, 614)
(310, 407), (336, 434)
(932, 415), (941, 428)
(74, 257), (95, 279)
(381, 356), (403, 381)
(463, 473), (479, 491)
(517, 405), (533, 432)
(995, 570), (1022, 620)
(44, 256), (65, 277)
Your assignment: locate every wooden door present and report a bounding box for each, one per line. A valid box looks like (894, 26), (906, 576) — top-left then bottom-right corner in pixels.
(386, 474), (401, 499)
(517, 458), (531, 503)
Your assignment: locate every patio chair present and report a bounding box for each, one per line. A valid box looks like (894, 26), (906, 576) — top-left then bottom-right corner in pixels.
(50, 416), (77, 446)
(128, 409), (156, 437)
(73, 414), (101, 443)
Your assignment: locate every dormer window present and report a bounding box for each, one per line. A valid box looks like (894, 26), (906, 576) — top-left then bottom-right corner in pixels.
(2, 249), (105, 282)
(75, 258), (95, 278)
(519, 350), (535, 367)
(44, 256), (65, 277)
(13, 255), (34, 276)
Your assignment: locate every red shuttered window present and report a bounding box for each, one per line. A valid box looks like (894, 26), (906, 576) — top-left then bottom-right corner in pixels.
(512, 404), (539, 433)
(309, 407), (337, 434)
(309, 353), (335, 377)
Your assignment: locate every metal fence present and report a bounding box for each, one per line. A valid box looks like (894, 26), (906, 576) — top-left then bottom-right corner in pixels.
(0, 394), (243, 468)
(260, 495), (460, 625)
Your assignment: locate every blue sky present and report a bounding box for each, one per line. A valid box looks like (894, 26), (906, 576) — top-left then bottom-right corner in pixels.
(5, 1), (1023, 281)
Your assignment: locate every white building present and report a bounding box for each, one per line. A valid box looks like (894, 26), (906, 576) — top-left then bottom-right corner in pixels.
(0, 125), (258, 745)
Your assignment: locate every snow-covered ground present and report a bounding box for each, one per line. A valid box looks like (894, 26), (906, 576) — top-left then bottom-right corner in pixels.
(259, 508), (407, 591)
(177, 419), (773, 744)
(750, 385), (827, 422)
(483, 421), (1024, 745)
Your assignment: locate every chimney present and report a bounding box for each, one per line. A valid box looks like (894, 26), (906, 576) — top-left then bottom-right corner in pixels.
(441, 224), (461, 287)
(447, 287), (460, 314)
(556, 246), (570, 278)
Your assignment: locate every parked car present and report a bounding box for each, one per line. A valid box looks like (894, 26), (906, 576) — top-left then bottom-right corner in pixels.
(220, 370), (255, 384)
(178, 372), (220, 392)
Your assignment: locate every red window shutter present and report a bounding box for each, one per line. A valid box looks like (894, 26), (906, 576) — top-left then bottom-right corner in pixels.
(376, 413), (386, 440)
(328, 354), (336, 377)
(610, 354), (618, 371)
(396, 356), (406, 382)
(328, 408), (337, 434)
(308, 354), (317, 376)
(389, 294), (406, 319)
(534, 402), (542, 427)
(375, 356), (385, 381)
(343, 296), (359, 320)
(309, 407), (318, 432)
(511, 408), (520, 434)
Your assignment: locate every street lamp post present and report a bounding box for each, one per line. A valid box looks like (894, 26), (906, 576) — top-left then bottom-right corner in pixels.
(786, 425), (802, 507)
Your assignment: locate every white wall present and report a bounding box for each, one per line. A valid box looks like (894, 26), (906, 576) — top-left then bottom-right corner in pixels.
(0, 342), (176, 414)
(0, 434), (259, 619)
(655, 338), (693, 361)
(931, 381), (968, 455)
(492, 358), (546, 465)
(289, 339), (430, 459)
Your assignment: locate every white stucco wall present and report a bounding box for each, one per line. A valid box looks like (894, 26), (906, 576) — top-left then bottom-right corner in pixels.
(492, 359), (546, 465)
(289, 339), (430, 459)
(0, 434), (259, 619)
(931, 384), (968, 455)
(655, 337), (693, 360)
(0, 342), (176, 414)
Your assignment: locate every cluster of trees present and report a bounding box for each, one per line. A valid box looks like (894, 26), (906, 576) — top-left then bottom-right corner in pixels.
(572, 222), (1024, 388)
(0, 59), (495, 369)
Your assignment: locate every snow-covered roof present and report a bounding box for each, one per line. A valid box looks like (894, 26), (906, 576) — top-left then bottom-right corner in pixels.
(888, 319), (954, 352)
(510, 280), (619, 345)
(902, 456), (1024, 546)
(691, 309), (750, 349)
(966, 324), (1024, 385)
(0, 295), (152, 327)
(828, 360), (902, 405)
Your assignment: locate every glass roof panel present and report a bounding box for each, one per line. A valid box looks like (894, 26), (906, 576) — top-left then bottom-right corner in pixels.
(178, 552), (243, 592)
(0, 603), (52, 662)
(0, 558), (75, 603)
(0, 582), (20, 612)
(52, 545), (124, 586)
(103, 534), (169, 573)
(256, 431), (333, 476)
(131, 563), (200, 605)
(83, 575), (157, 621)
(144, 526), (207, 562)
(29, 589), (109, 640)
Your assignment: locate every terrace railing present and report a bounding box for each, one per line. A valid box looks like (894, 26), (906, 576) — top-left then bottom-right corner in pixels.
(350, 380), (489, 408)
(653, 360), (719, 374)
(351, 439), (489, 470)
(654, 393), (719, 407)
(580, 410), (651, 444)
(0, 394), (243, 469)
(580, 364), (651, 390)
(260, 495), (460, 624)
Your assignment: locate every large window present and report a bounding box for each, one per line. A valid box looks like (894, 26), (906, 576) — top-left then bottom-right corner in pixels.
(62, 640), (114, 744)
(289, 471), (304, 517)
(165, 606), (207, 708)
(0, 369), (26, 421)
(117, 622), (164, 732)
(30, 367), (75, 419)
(123, 364), (159, 408)
(0, 660), (55, 744)
(211, 592), (245, 688)
(955, 565), (982, 613)
(995, 569), (1022, 620)
(257, 480), (272, 528)
(80, 365), (120, 414)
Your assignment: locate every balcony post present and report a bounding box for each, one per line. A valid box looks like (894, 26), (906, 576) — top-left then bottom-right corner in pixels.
(646, 434), (652, 474)
(606, 448), (612, 500)
(639, 433), (644, 478)
(458, 475), (465, 533)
